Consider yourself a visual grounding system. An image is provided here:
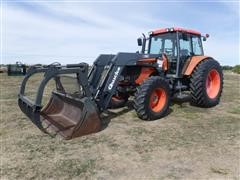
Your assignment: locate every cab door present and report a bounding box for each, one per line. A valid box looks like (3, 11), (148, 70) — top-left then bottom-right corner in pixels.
(178, 32), (203, 76)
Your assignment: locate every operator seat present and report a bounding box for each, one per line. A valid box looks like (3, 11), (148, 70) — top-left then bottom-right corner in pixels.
(180, 49), (189, 57)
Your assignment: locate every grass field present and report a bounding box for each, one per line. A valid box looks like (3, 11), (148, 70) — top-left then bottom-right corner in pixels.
(0, 71), (239, 179)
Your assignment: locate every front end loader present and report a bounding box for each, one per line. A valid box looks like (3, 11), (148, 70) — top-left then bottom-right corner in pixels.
(18, 27), (223, 139)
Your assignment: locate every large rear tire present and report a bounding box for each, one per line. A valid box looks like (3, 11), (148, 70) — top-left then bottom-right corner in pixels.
(190, 59), (223, 107)
(133, 76), (170, 120)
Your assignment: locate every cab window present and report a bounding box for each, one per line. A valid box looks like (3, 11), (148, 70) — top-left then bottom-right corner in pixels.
(192, 36), (203, 55)
(149, 33), (177, 57)
(164, 39), (174, 56)
(149, 37), (163, 54)
(179, 33), (191, 57)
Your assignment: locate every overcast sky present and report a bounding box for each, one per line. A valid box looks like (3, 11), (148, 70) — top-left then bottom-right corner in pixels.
(1, 0), (239, 65)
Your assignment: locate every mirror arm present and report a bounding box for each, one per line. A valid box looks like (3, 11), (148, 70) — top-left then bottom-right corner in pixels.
(202, 34), (209, 41)
(141, 33), (146, 54)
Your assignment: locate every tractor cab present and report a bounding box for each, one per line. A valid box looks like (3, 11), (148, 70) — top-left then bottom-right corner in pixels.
(138, 27), (208, 76)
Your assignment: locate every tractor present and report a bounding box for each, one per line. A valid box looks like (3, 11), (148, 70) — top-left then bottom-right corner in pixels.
(18, 27), (223, 139)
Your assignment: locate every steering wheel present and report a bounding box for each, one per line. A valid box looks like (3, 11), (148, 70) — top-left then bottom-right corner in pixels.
(164, 48), (173, 56)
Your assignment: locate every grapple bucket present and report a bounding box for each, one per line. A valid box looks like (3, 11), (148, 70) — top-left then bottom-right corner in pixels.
(18, 63), (101, 139)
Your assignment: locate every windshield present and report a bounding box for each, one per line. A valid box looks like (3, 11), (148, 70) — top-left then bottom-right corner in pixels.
(149, 33), (177, 57)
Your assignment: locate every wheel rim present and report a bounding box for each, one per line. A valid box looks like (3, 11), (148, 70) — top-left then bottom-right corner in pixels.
(112, 96), (122, 102)
(149, 88), (167, 112)
(206, 69), (221, 99)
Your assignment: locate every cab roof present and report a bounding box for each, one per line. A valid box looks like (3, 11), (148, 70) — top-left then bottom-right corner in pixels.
(152, 27), (201, 36)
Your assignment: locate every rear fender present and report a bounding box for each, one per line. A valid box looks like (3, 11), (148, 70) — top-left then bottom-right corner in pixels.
(183, 56), (212, 75)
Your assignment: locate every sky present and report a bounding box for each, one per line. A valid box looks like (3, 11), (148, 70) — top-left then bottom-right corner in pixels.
(1, 0), (239, 65)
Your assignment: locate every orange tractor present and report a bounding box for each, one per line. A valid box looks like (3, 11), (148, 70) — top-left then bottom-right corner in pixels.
(18, 27), (223, 139)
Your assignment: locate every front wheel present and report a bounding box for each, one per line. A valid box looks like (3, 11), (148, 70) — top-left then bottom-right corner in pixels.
(133, 76), (170, 120)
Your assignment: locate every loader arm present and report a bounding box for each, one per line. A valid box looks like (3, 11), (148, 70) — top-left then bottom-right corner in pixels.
(91, 53), (161, 111)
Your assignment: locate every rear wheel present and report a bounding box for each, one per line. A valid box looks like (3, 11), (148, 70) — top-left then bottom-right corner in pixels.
(133, 76), (170, 120)
(190, 59), (223, 107)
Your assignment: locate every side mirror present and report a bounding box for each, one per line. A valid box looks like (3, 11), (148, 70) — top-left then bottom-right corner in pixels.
(137, 38), (142, 46)
(202, 34), (209, 41)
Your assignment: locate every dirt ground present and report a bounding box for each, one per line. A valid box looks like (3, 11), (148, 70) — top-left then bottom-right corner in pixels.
(0, 71), (239, 179)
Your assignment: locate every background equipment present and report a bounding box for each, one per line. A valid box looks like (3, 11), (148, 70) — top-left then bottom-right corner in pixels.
(8, 61), (27, 76)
